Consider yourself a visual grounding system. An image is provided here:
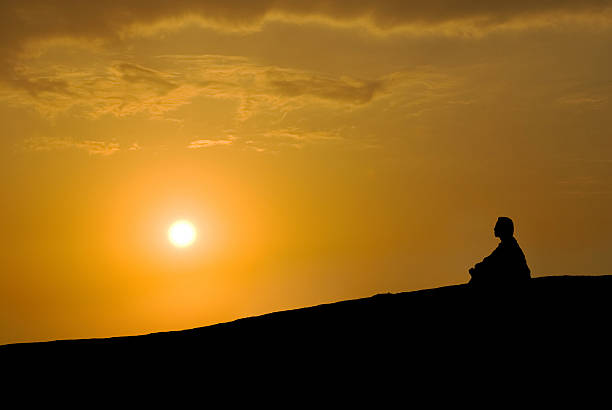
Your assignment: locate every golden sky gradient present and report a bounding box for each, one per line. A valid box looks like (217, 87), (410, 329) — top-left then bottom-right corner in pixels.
(2, 1), (612, 344)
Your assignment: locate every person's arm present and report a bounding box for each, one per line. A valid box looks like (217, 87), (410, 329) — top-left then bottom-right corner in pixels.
(471, 246), (500, 275)
(468, 266), (479, 280)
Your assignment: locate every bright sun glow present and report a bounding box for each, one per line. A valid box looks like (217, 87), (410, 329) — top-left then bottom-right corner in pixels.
(168, 220), (197, 248)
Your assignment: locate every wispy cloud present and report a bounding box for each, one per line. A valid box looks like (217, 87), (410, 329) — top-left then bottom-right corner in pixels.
(187, 138), (234, 149)
(265, 69), (383, 104)
(2, 55), (398, 119)
(236, 127), (351, 152)
(558, 95), (608, 106)
(23, 137), (122, 156)
(111, 63), (177, 94)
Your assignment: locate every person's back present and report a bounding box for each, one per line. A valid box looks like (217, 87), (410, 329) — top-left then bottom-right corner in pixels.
(469, 217), (530, 287)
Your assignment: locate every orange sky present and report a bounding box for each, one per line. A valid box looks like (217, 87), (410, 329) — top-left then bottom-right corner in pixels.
(2, 1), (612, 344)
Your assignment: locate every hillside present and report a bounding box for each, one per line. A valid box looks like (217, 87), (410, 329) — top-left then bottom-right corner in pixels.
(2, 275), (610, 367)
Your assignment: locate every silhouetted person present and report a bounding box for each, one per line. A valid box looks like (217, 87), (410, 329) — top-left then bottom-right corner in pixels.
(469, 217), (530, 287)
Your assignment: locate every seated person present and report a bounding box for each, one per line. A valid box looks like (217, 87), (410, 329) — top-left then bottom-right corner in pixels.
(469, 217), (531, 286)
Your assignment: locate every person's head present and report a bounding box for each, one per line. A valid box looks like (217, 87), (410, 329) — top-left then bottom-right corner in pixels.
(494, 217), (514, 240)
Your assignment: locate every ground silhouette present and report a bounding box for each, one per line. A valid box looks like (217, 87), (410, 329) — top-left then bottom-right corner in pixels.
(2, 275), (610, 375)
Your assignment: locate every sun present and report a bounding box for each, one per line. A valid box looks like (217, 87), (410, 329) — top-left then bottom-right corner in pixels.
(168, 220), (197, 248)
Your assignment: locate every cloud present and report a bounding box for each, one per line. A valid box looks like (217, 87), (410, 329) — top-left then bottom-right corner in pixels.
(2, 61), (200, 118)
(185, 127), (351, 152)
(111, 63), (177, 94)
(265, 69), (383, 104)
(234, 127), (359, 152)
(3, 1), (611, 44)
(257, 128), (342, 149)
(558, 95), (608, 106)
(23, 137), (121, 156)
(2, 54), (395, 119)
(187, 138), (234, 149)
(1, 1), (611, 90)
(1, 1), (610, 114)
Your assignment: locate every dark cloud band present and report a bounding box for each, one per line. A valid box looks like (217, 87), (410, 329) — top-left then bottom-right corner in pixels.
(1, 0), (611, 91)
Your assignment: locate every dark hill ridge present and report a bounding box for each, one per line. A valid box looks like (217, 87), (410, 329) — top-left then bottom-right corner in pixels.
(3, 275), (608, 398)
(2, 275), (611, 363)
